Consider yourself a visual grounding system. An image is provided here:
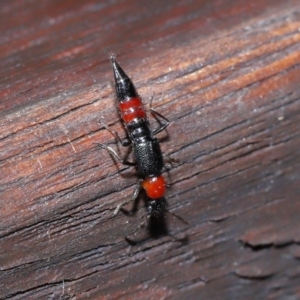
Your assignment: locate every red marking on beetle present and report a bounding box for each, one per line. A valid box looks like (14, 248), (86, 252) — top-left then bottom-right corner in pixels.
(119, 97), (146, 124)
(142, 175), (166, 199)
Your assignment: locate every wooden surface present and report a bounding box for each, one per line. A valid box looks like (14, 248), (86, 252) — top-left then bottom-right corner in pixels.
(1, 0), (300, 299)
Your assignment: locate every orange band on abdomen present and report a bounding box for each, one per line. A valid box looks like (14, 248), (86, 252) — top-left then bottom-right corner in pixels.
(119, 97), (146, 124)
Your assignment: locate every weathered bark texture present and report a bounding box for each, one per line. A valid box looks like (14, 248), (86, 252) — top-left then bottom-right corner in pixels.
(0, 0), (300, 299)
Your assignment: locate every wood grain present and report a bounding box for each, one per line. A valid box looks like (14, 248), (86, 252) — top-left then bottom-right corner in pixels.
(0, 0), (300, 299)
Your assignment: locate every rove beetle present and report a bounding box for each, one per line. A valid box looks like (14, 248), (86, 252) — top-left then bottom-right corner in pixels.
(98, 55), (188, 240)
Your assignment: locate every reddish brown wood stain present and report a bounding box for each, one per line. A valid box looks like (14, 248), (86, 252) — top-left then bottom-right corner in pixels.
(0, 0), (300, 299)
